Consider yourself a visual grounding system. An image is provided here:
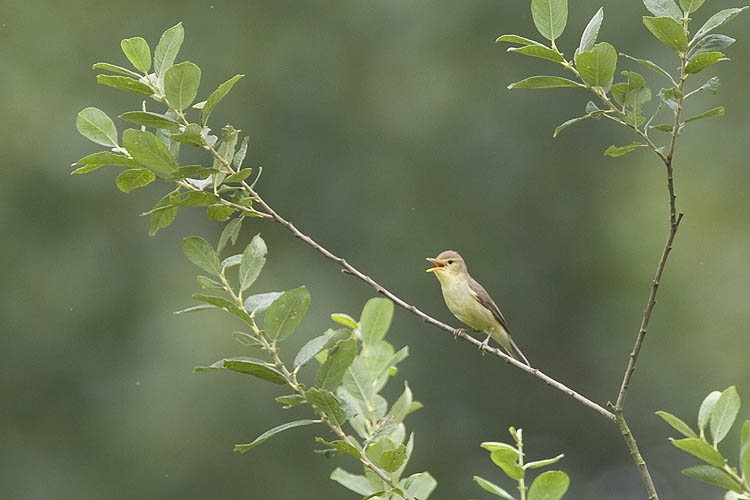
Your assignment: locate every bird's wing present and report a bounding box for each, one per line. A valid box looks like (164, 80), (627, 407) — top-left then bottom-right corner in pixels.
(467, 276), (510, 331)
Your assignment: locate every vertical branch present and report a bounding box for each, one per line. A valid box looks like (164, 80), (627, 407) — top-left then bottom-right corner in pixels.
(614, 409), (659, 500)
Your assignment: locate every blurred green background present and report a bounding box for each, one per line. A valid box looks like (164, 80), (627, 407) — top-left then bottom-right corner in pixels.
(3, 1), (750, 499)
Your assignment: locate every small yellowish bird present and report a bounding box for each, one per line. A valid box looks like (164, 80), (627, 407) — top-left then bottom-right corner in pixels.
(426, 250), (530, 365)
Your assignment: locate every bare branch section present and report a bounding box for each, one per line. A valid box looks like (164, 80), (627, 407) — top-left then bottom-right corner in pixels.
(243, 185), (615, 422)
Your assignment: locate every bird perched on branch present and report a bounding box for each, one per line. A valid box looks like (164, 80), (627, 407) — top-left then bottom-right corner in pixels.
(426, 250), (529, 365)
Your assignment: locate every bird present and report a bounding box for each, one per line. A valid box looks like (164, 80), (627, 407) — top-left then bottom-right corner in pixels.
(426, 250), (529, 365)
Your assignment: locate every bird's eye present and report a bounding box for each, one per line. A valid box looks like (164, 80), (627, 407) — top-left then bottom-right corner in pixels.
(447, 259), (454, 265)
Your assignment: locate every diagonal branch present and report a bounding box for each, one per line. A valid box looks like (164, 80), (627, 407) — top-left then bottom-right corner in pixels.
(240, 184), (615, 422)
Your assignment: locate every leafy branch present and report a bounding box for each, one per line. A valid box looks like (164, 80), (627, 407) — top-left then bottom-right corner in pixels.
(496, 0), (748, 499)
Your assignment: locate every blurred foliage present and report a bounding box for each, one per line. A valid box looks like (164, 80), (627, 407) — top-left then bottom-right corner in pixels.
(2, 1), (750, 499)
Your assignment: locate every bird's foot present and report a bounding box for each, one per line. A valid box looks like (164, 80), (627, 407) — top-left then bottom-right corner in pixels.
(479, 336), (491, 355)
(453, 328), (468, 341)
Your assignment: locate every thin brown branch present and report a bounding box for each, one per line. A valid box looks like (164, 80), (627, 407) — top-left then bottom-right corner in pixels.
(614, 409), (658, 500)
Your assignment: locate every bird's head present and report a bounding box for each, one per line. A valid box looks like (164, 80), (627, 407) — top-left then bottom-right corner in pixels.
(426, 250), (467, 277)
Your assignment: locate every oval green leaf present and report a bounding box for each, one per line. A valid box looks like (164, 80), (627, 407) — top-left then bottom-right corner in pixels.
(165, 61), (201, 111)
(528, 470), (570, 500)
(656, 410), (698, 438)
(182, 236), (221, 276)
(115, 168), (156, 193)
(575, 42), (617, 91)
(671, 438), (725, 467)
(682, 465), (743, 493)
(264, 286), (311, 341)
(643, 16), (688, 52)
(120, 111), (182, 131)
(359, 297), (393, 345)
(239, 234), (267, 291)
(698, 391), (722, 431)
(76, 107), (119, 147)
(154, 22), (184, 78)
(531, 0), (568, 42)
(120, 36), (151, 73)
(710, 386), (741, 445)
(122, 129), (178, 177)
(473, 476), (515, 500)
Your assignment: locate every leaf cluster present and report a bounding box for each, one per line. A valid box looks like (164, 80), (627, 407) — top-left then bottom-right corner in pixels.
(472, 427), (569, 500)
(497, 0), (747, 157)
(73, 23), (257, 235)
(177, 230), (433, 499)
(657, 386), (750, 498)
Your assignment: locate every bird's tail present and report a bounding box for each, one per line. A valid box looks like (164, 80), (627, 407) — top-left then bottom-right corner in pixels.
(507, 337), (530, 366)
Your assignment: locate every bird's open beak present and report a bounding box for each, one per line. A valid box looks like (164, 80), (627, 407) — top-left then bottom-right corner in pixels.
(425, 257), (444, 273)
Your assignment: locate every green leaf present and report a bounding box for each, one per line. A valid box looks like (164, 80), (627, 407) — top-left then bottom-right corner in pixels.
(473, 476), (516, 500)
(196, 275), (223, 290)
(96, 75), (154, 96)
(76, 107), (119, 148)
(92, 62), (141, 78)
(656, 410), (699, 438)
(692, 8), (749, 43)
(217, 217), (243, 254)
(684, 106), (724, 123)
(699, 391), (722, 431)
(688, 34), (735, 58)
(120, 37), (151, 73)
(692, 76), (721, 96)
(508, 76), (581, 89)
(741, 441), (750, 484)
(679, 0), (705, 15)
(232, 331), (263, 348)
(682, 465), (743, 493)
(170, 123), (205, 146)
(148, 191), (179, 235)
(619, 54), (675, 83)
(553, 115), (592, 137)
(115, 168), (156, 193)
(330, 468), (374, 496)
(275, 394), (306, 408)
(686, 52), (727, 74)
(315, 337), (358, 391)
(578, 8), (604, 54)
(244, 291), (283, 314)
(191, 294), (252, 325)
(389, 382), (417, 423)
(496, 34), (547, 47)
(120, 111), (182, 131)
(238, 234), (267, 291)
(610, 71), (651, 126)
(202, 74), (245, 125)
(359, 298), (393, 345)
(652, 124), (674, 132)
(122, 129), (178, 177)
(528, 471), (570, 500)
(73, 151), (138, 169)
(331, 313), (359, 329)
(492, 451), (524, 480)
(234, 420), (316, 453)
(154, 22), (184, 78)
(379, 444), (407, 473)
(671, 438), (726, 467)
(222, 358), (287, 384)
(741, 420), (750, 456)
(307, 388), (347, 426)
(531, 0), (568, 42)
(182, 236), (221, 275)
(642, 16), (688, 52)
(164, 61), (201, 111)
(710, 386), (741, 445)
(295, 332), (337, 369)
(207, 204), (236, 221)
(525, 454), (565, 470)
(264, 286), (311, 341)
(402, 472), (438, 500)
(315, 437), (361, 458)
(232, 136), (250, 170)
(644, 0), (683, 21)
(178, 191), (219, 207)
(575, 42), (617, 91)
(507, 45), (563, 62)
(604, 142), (647, 157)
